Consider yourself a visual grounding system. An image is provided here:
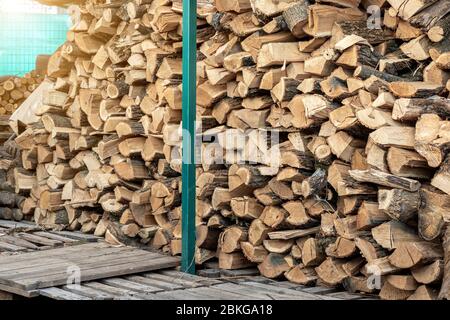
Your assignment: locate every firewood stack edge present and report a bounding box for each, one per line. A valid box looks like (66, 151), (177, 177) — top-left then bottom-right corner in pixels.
(8, 0), (450, 300)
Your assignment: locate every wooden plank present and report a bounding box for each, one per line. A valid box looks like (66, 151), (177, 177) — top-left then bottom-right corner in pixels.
(61, 284), (114, 300)
(0, 235), (40, 250)
(0, 220), (36, 229)
(225, 276), (269, 284)
(0, 242), (179, 290)
(0, 245), (135, 273)
(101, 278), (165, 293)
(40, 287), (92, 300)
(14, 255), (178, 290)
(17, 233), (63, 247)
(158, 270), (222, 285)
(220, 268), (260, 277)
(203, 261), (220, 269)
(266, 280), (308, 291)
(133, 292), (177, 300)
(32, 231), (79, 243)
(197, 269), (221, 278)
(156, 287), (228, 300)
(49, 230), (100, 242)
(3, 250), (163, 280)
(213, 283), (274, 300)
(132, 274), (185, 290)
(0, 241), (28, 252)
(240, 281), (337, 300)
(181, 286), (252, 300)
(276, 280), (305, 288)
(326, 292), (364, 300)
(82, 282), (145, 300)
(256, 280), (320, 297)
(300, 286), (339, 294)
(155, 289), (211, 300)
(0, 283), (39, 298)
(0, 290), (14, 300)
(141, 272), (205, 288)
(0, 242), (110, 265)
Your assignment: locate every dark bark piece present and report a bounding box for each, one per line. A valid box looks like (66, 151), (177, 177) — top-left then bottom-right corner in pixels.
(354, 65), (405, 82)
(196, 224), (221, 250)
(333, 20), (395, 45)
(392, 97), (450, 121)
(389, 81), (444, 98)
(336, 45), (381, 69)
(0, 191), (26, 208)
(410, 0), (450, 30)
(349, 169), (421, 192)
(301, 168), (327, 198)
(439, 226), (450, 299)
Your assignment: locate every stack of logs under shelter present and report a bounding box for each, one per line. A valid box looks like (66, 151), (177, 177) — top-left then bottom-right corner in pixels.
(0, 72), (45, 146)
(10, 0), (450, 299)
(0, 72), (45, 115)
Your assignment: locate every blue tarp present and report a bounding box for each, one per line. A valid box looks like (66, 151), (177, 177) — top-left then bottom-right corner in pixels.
(0, 13), (69, 76)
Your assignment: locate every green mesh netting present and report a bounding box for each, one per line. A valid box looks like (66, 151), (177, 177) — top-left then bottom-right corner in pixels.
(0, 13), (69, 76)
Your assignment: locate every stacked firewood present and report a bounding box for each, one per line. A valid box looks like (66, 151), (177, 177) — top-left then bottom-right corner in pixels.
(0, 71), (45, 115)
(11, 0), (450, 300)
(0, 135), (26, 221)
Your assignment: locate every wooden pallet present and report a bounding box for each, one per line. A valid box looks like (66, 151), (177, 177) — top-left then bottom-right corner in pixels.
(0, 220), (375, 301)
(199, 267), (377, 300)
(37, 270), (376, 300)
(0, 219), (99, 256)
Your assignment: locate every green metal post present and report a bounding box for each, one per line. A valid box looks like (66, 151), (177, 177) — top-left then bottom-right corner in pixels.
(181, 0), (197, 274)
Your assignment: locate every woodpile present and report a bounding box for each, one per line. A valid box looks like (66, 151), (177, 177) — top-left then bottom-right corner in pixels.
(9, 0), (450, 300)
(0, 71), (45, 115)
(0, 136), (26, 222)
